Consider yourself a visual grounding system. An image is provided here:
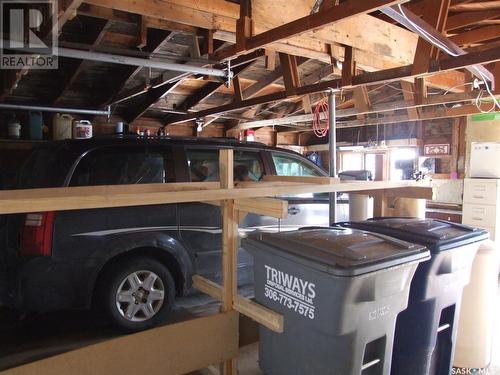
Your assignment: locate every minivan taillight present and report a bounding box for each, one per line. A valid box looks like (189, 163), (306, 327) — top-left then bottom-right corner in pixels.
(20, 212), (55, 257)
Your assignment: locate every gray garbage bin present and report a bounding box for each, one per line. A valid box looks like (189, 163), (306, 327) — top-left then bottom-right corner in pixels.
(339, 218), (488, 375)
(243, 227), (430, 375)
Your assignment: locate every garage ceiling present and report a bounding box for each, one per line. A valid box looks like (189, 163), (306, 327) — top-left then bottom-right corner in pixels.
(1, 0), (499, 133)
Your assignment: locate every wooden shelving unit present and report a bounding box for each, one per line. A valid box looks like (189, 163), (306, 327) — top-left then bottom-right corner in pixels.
(0, 149), (433, 375)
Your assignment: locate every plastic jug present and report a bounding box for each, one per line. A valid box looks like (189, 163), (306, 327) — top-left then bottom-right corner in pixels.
(53, 114), (73, 140)
(73, 120), (93, 139)
(7, 116), (21, 139)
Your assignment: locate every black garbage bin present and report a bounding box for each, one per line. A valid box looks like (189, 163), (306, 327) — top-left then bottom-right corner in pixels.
(339, 218), (488, 375)
(243, 227), (430, 375)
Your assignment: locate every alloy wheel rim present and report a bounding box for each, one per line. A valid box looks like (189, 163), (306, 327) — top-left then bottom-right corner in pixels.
(115, 270), (165, 322)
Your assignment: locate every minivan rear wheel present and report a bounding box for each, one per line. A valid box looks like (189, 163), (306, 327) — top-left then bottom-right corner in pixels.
(100, 257), (175, 333)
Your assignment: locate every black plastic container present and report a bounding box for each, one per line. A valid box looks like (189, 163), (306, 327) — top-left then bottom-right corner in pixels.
(243, 227), (429, 375)
(339, 218), (488, 375)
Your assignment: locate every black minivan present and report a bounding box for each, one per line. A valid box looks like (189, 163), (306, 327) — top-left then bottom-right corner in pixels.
(0, 136), (329, 332)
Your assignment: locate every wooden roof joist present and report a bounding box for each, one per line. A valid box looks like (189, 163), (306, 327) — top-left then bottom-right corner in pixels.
(165, 46), (500, 125)
(214, 0), (406, 59)
(234, 91), (494, 130)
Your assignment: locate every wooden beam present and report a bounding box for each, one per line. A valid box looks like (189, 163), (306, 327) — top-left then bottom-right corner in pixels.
(219, 148), (237, 375)
(265, 49), (276, 70)
(414, 77), (427, 105)
(137, 16), (148, 48)
(232, 76), (243, 102)
(166, 46), (500, 125)
(400, 81), (419, 120)
(192, 275), (284, 333)
(215, 0), (405, 57)
(263, 175), (339, 184)
(0, 180), (433, 215)
(352, 86), (370, 120)
(83, 0), (469, 91)
(233, 197), (288, 218)
(446, 10), (500, 31)
(279, 53), (300, 94)
(104, 29), (174, 106)
(450, 25), (500, 46)
(3, 311), (238, 375)
(321, 102), (497, 129)
(123, 80), (183, 124)
(235, 90), (487, 130)
(164, 58), (258, 124)
(243, 58), (308, 99)
(341, 45), (355, 87)
(1, 0), (84, 101)
(234, 296), (284, 334)
(53, 19), (111, 105)
(219, 149), (234, 191)
(411, 0), (451, 75)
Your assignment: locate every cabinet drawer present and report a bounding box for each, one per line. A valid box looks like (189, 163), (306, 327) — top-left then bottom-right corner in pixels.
(462, 204), (498, 227)
(463, 179), (500, 205)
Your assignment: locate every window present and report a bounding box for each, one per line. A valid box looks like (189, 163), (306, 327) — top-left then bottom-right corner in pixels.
(234, 150), (263, 182)
(70, 147), (171, 186)
(186, 148), (264, 182)
(272, 152), (323, 177)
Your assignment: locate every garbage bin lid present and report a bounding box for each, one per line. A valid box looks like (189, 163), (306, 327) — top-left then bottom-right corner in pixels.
(339, 218), (489, 253)
(243, 228), (429, 276)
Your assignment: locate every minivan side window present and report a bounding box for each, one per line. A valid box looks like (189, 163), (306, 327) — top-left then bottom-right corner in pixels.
(186, 149), (264, 182)
(69, 147), (171, 186)
(271, 152), (323, 177)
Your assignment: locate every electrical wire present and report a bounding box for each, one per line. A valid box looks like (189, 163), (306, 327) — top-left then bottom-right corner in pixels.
(312, 98), (329, 137)
(397, 5), (500, 113)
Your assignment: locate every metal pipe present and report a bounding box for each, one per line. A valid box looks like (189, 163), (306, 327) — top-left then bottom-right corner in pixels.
(328, 89), (337, 225)
(2, 41), (228, 78)
(0, 103), (111, 116)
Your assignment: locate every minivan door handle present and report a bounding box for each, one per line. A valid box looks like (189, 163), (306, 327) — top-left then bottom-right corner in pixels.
(288, 207), (300, 215)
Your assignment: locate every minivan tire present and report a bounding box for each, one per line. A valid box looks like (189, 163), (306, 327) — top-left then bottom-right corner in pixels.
(100, 256), (175, 333)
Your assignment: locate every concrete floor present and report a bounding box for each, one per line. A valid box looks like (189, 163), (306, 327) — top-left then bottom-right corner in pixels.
(0, 279), (498, 374)
(229, 277), (500, 375)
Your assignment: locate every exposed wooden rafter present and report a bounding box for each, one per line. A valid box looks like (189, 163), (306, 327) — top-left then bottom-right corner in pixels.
(53, 18), (112, 105)
(103, 29), (175, 106)
(165, 46), (500, 124)
(215, 0), (405, 60)
(411, 0), (451, 75)
(1, 0), (84, 101)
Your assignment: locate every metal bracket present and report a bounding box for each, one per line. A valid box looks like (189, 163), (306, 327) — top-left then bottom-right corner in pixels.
(223, 60), (234, 88)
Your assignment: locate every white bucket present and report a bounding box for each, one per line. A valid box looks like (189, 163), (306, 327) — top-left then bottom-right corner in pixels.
(8, 121), (21, 139)
(73, 120), (93, 139)
(53, 113), (73, 140)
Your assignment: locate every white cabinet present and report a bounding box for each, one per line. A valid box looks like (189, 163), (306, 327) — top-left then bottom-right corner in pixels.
(462, 178), (500, 240)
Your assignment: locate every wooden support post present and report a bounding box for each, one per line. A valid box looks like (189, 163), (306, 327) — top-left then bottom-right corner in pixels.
(265, 49), (276, 71)
(352, 86), (370, 120)
(414, 77), (427, 105)
(201, 29), (215, 56)
(137, 16), (148, 48)
(341, 45), (355, 87)
(233, 76), (243, 103)
(219, 149), (238, 375)
(279, 53), (300, 95)
(236, 0), (252, 52)
(400, 80), (419, 120)
(450, 117), (460, 178)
